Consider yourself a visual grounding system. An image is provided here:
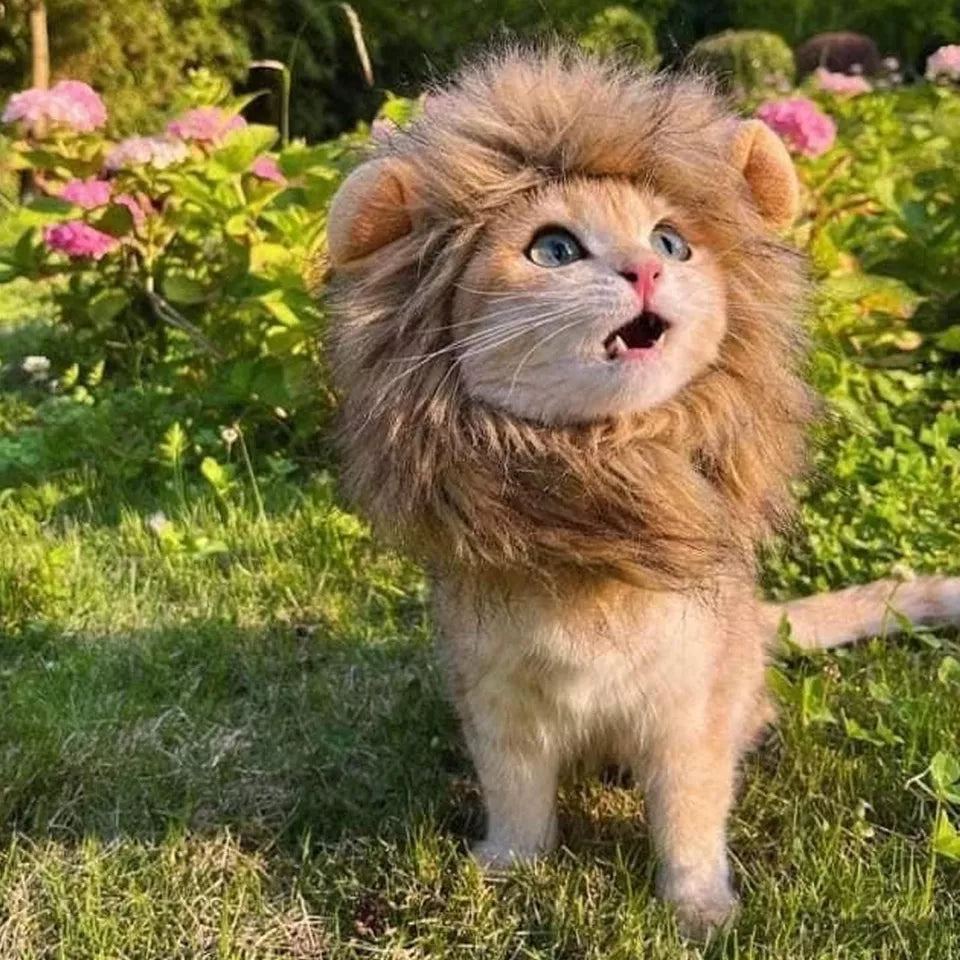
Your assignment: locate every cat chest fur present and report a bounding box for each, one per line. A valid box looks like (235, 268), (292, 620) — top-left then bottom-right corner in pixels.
(432, 574), (763, 762)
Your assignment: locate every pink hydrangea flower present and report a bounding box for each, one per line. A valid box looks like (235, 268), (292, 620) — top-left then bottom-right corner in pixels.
(2, 80), (106, 135)
(166, 107), (246, 144)
(926, 45), (960, 81)
(104, 135), (188, 171)
(814, 68), (872, 97)
(53, 81), (107, 128)
(250, 155), (286, 185)
(44, 221), (118, 260)
(755, 97), (836, 158)
(60, 177), (112, 209)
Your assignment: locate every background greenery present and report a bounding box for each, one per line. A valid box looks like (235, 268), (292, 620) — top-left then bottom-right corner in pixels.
(3, 0), (960, 139)
(0, 2), (958, 957)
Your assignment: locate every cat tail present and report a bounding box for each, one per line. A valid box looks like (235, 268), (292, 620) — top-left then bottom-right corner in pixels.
(762, 576), (960, 650)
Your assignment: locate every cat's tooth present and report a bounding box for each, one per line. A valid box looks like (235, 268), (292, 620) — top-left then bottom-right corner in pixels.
(606, 335), (628, 359)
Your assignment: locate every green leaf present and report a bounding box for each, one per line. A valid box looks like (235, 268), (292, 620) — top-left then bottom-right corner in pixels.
(20, 150), (96, 177)
(820, 273), (923, 319)
(872, 175), (897, 212)
(801, 675), (836, 728)
(25, 195), (75, 216)
(265, 325), (306, 355)
(278, 142), (341, 178)
(86, 360), (104, 388)
(209, 125), (279, 177)
(937, 326), (960, 353)
(11, 227), (39, 272)
(261, 294), (301, 328)
(766, 666), (795, 706)
(92, 203), (135, 238)
(867, 678), (893, 704)
(163, 274), (207, 305)
(60, 363), (79, 390)
(165, 173), (219, 210)
(250, 243), (293, 274)
(938, 656), (960, 686)
(874, 716), (903, 746)
(200, 457), (232, 496)
(933, 810), (960, 861)
(929, 751), (960, 801)
(186, 535), (229, 559)
(159, 422), (187, 466)
(377, 93), (420, 127)
(88, 289), (130, 326)
(843, 714), (883, 746)
(250, 359), (290, 406)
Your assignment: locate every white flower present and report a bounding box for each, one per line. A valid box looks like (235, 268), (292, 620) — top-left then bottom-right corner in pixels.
(146, 511), (170, 537)
(22, 354), (50, 374)
(104, 136), (188, 171)
(22, 354), (50, 381)
(220, 425), (239, 447)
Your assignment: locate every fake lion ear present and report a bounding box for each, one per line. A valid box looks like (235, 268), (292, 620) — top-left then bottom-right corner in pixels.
(729, 119), (799, 230)
(327, 157), (418, 268)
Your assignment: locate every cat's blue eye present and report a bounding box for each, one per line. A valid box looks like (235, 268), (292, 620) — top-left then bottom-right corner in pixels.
(650, 224), (691, 262)
(527, 228), (586, 268)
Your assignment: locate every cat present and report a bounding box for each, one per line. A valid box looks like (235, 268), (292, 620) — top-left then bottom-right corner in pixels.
(323, 48), (960, 937)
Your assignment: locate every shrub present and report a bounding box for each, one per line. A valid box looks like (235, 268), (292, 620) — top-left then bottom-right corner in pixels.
(795, 32), (881, 78)
(689, 29), (795, 94)
(0, 0), (249, 135)
(579, 6), (660, 66)
(730, 0), (960, 70)
(0, 79), (373, 481)
(234, 0), (668, 141)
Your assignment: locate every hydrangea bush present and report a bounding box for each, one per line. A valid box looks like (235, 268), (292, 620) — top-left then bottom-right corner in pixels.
(0, 80), (370, 471)
(1, 55), (958, 490)
(752, 49), (960, 367)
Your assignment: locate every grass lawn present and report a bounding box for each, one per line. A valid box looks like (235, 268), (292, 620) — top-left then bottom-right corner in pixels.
(1, 286), (959, 958)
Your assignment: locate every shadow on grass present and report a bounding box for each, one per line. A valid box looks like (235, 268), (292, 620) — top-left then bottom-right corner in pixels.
(0, 613), (676, 866)
(0, 617), (473, 855)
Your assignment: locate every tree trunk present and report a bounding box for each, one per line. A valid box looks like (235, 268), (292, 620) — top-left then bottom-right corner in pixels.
(28, 0), (50, 89)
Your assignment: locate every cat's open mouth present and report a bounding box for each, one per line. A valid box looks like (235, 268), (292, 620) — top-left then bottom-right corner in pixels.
(603, 312), (669, 360)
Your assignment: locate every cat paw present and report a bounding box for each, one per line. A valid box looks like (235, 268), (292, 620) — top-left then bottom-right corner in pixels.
(658, 866), (739, 941)
(470, 839), (542, 873)
(670, 889), (740, 941)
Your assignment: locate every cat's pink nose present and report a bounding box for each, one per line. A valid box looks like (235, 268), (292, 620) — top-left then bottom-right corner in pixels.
(618, 258), (662, 305)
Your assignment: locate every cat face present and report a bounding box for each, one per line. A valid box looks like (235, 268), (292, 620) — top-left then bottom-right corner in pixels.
(454, 178), (727, 424)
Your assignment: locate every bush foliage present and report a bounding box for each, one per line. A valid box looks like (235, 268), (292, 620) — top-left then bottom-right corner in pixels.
(2, 1), (959, 136)
(689, 29), (795, 93)
(579, 6), (660, 66)
(0, 0), (249, 134)
(0, 64), (958, 518)
(0, 87), (381, 490)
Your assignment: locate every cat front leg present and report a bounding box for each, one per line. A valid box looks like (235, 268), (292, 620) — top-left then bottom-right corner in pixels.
(643, 719), (740, 939)
(459, 682), (560, 870)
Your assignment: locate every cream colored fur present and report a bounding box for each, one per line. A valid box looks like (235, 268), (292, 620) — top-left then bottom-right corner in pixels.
(323, 48), (960, 938)
(434, 573), (768, 933)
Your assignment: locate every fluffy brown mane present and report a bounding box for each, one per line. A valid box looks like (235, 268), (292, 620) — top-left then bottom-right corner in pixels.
(325, 47), (816, 590)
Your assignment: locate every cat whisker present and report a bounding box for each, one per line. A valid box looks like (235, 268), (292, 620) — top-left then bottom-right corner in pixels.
(398, 304), (585, 366)
(455, 307), (586, 363)
(374, 306), (585, 404)
(429, 307), (587, 409)
(505, 315), (591, 398)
